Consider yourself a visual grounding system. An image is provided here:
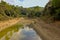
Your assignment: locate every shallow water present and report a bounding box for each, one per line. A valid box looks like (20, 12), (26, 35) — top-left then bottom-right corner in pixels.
(0, 26), (42, 40)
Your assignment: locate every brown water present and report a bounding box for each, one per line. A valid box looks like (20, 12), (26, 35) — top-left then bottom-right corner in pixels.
(0, 26), (42, 40)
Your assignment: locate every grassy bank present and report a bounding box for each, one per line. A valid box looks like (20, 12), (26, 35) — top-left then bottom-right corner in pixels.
(0, 23), (23, 39)
(0, 18), (21, 31)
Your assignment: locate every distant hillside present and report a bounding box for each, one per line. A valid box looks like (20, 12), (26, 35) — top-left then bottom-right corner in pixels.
(0, 1), (43, 21)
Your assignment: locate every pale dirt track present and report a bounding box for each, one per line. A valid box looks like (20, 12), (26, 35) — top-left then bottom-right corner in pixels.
(0, 18), (22, 31)
(0, 17), (34, 32)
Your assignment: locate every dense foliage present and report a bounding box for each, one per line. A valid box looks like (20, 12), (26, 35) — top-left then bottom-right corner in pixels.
(52, 0), (60, 20)
(0, 1), (43, 21)
(42, 0), (60, 22)
(1, 0), (60, 22)
(52, 0), (60, 8)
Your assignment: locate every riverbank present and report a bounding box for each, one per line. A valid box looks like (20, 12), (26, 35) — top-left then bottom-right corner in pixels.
(0, 17), (34, 32)
(0, 17), (60, 40)
(31, 18), (60, 40)
(0, 17), (35, 39)
(0, 18), (22, 32)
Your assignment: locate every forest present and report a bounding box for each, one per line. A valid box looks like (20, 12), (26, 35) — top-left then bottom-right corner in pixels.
(42, 0), (60, 22)
(0, 0), (60, 22)
(0, 0), (43, 21)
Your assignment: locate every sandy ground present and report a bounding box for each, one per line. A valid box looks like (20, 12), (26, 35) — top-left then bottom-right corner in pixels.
(0, 18), (21, 32)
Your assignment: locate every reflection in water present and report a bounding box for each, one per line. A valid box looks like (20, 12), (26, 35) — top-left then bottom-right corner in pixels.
(0, 26), (42, 40)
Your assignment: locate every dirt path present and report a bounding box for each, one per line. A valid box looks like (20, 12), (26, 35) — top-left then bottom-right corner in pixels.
(0, 17), (34, 32)
(0, 18), (22, 31)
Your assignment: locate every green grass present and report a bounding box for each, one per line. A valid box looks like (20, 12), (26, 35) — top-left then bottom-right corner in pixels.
(0, 23), (23, 39)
